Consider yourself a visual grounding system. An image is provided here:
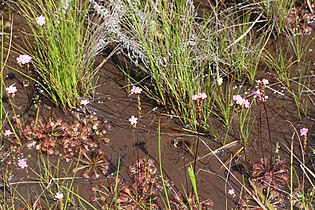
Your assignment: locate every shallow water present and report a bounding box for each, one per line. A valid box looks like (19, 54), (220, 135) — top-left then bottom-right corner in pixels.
(0, 1), (315, 209)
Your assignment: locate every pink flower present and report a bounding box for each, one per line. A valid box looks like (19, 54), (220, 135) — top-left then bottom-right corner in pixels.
(198, 93), (207, 100)
(253, 90), (261, 99)
(4, 130), (12, 137)
(262, 79), (269, 85)
(129, 116), (138, 126)
(55, 192), (64, 200)
(36, 15), (46, 26)
(192, 92), (207, 100)
(253, 89), (268, 101)
(18, 158), (28, 169)
(233, 95), (250, 108)
(256, 79), (269, 86)
(6, 84), (17, 94)
(130, 86), (142, 95)
(300, 128), (309, 137)
(228, 188), (236, 197)
(233, 95), (243, 105)
(16, 54), (32, 65)
(192, 94), (199, 100)
(243, 99), (250, 108)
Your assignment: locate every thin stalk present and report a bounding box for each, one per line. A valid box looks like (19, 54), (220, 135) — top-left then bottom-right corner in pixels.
(193, 103), (203, 182)
(193, 133), (200, 176)
(137, 94), (141, 117)
(157, 119), (171, 209)
(262, 102), (273, 161)
(259, 102), (264, 158)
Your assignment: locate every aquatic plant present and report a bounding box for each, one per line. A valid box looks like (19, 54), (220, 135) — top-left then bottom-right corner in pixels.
(250, 158), (289, 191)
(16, 0), (101, 110)
(74, 148), (110, 179)
(24, 113), (111, 178)
(237, 158), (289, 209)
(0, 0), (314, 209)
(87, 0), (276, 134)
(286, 5), (315, 35)
(91, 157), (213, 209)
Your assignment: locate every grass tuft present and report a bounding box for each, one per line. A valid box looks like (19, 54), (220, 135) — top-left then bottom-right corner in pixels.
(16, 0), (99, 111)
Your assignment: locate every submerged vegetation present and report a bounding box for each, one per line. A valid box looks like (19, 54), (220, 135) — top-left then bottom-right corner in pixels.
(0, 0), (314, 209)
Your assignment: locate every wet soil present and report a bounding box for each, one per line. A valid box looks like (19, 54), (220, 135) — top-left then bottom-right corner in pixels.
(0, 1), (315, 209)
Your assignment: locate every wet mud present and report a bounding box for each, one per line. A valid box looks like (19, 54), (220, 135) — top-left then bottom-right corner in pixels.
(0, 1), (315, 209)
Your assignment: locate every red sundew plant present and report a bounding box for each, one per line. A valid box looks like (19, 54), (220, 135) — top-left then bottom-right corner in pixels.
(73, 148), (110, 179)
(286, 4), (315, 35)
(239, 158), (290, 209)
(90, 158), (165, 209)
(0, 145), (25, 168)
(91, 157), (213, 209)
(23, 113), (111, 178)
(169, 191), (213, 210)
(250, 158), (289, 190)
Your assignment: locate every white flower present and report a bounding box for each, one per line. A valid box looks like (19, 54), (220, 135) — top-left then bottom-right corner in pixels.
(130, 86), (142, 95)
(80, 99), (89, 106)
(55, 192), (64, 200)
(228, 188), (236, 197)
(16, 54), (32, 65)
(217, 77), (223, 85)
(4, 130), (12, 137)
(36, 15), (46, 26)
(6, 84), (17, 94)
(129, 115), (138, 126)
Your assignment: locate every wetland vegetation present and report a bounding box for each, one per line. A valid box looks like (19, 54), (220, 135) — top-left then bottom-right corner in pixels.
(0, 0), (314, 209)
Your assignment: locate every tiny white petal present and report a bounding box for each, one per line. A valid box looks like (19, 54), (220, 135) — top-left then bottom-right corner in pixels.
(80, 99), (89, 106)
(129, 116), (138, 126)
(55, 192), (64, 200)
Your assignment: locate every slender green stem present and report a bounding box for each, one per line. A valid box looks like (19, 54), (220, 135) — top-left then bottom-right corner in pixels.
(158, 119), (171, 209)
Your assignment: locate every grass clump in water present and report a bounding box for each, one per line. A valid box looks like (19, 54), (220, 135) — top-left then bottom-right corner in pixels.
(16, 0), (98, 111)
(88, 0), (279, 132)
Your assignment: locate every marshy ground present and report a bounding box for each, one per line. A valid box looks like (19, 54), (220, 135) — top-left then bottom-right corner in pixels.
(0, 0), (315, 209)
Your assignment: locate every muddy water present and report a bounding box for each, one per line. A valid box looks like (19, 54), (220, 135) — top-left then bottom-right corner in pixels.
(1, 1), (315, 209)
(77, 57), (245, 208)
